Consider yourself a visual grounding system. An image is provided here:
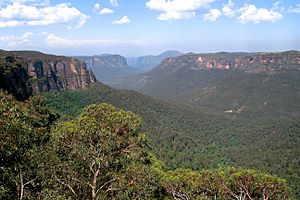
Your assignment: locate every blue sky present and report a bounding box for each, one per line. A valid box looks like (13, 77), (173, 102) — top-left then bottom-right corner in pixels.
(0, 0), (299, 56)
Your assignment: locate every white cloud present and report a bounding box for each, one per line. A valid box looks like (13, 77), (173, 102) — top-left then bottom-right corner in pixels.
(0, 20), (24, 28)
(46, 33), (76, 47)
(1, 0), (50, 6)
(94, 3), (101, 11)
(45, 33), (142, 48)
(222, 0), (235, 17)
(238, 4), (282, 24)
(289, 4), (300, 13)
(158, 11), (195, 20)
(0, 3), (89, 28)
(0, 32), (33, 47)
(110, 0), (118, 7)
(93, 3), (114, 15)
(146, 0), (215, 20)
(112, 16), (131, 24)
(100, 8), (114, 15)
(203, 8), (221, 22)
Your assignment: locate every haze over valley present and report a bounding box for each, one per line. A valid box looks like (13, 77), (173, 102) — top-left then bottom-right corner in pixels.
(0, 0), (299, 199)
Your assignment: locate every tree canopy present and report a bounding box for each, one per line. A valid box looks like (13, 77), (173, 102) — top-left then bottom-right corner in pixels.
(0, 91), (295, 199)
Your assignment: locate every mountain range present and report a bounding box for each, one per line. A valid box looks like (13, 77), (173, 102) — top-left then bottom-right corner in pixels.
(75, 50), (183, 83)
(0, 50), (299, 197)
(127, 50), (183, 71)
(111, 51), (300, 118)
(75, 54), (142, 83)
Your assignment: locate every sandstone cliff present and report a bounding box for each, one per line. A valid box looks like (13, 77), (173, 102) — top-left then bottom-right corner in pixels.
(0, 50), (96, 99)
(158, 51), (300, 74)
(76, 54), (141, 82)
(110, 50), (300, 97)
(27, 58), (95, 93)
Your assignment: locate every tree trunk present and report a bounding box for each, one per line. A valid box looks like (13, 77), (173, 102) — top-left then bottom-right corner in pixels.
(19, 169), (24, 200)
(91, 168), (99, 200)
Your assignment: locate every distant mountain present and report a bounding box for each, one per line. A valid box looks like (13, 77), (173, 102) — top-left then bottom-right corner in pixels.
(75, 54), (142, 83)
(0, 50), (95, 100)
(111, 51), (300, 118)
(127, 50), (183, 71)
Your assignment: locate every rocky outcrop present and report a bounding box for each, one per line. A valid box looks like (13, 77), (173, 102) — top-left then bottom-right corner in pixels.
(76, 54), (141, 82)
(27, 58), (95, 93)
(109, 51), (300, 118)
(0, 50), (96, 99)
(158, 51), (300, 74)
(77, 54), (129, 69)
(110, 51), (300, 97)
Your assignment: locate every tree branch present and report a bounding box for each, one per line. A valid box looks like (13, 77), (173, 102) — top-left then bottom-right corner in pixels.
(23, 177), (38, 187)
(171, 190), (189, 200)
(55, 176), (77, 196)
(95, 177), (119, 195)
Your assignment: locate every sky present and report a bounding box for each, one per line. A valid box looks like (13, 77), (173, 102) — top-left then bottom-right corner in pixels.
(0, 0), (299, 57)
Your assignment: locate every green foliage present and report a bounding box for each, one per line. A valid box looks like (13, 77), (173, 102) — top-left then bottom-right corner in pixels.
(161, 168), (293, 200)
(161, 168), (204, 199)
(0, 90), (57, 199)
(0, 56), (32, 100)
(43, 82), (300, 198)
(0, 91), (295, 199)
(112, 52), (300, 119)
(44, 103), (161, 199)
(106, 163), (163, 199)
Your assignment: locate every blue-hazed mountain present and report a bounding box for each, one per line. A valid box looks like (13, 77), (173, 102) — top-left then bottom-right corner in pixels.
(75, 54), (142, 83)
(111, 51), (300, 118)
(127, 50), (183, 71)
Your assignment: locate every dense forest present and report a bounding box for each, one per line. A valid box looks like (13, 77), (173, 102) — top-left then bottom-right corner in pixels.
(0, 90), (295, 199)
(42, 82), (300, 199)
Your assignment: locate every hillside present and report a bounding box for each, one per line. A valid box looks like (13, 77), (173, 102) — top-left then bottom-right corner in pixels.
(127, 50), (183, 71)
(43, 82), (300, 197)
(75, 54), (142, 83)
(111, 51), (300, 118)
(1, 90), (293, 199)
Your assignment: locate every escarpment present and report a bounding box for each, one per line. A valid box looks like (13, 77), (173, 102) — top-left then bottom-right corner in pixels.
(0, 50), (96, 99)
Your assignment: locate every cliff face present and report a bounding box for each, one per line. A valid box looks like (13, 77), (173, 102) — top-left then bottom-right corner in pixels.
(0, 50), (96, 99)
(158, 51), (300, 74)
(76, 54), (141, 82)
(28, 59), (95, 93)
(109, 51), (300, 118)
(110, 50), (300, 100)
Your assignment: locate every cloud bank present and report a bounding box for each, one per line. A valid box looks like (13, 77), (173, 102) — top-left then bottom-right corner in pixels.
(0, 2), (89, 28)
(238, 3), (282, 24)
(146, 0), (215, 20)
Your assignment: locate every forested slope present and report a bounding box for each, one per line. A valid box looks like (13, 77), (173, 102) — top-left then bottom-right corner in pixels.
(43, 82), (300, 197)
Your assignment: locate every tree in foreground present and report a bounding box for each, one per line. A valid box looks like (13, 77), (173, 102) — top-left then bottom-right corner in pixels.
(44, 103), (161, 200)
(160, 168), (293, 200)
(0, 91), (56, 199)
(0, 92), (294, 200)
